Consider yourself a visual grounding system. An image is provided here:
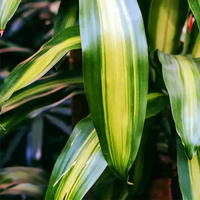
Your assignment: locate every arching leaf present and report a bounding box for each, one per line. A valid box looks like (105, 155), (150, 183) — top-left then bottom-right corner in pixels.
(158, 50), (200, 159)
(0, 26), (81, 108)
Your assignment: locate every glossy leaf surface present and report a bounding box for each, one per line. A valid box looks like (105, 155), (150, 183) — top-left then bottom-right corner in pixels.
(0, 0), (21, 32)
(80, 0), (148, 181)
(148, 0), (188, 54)
(45, 116), (107, 200)
(158, 51), (200, 159)
(177, 137), (200, 200)
(0, 26), (81, 108)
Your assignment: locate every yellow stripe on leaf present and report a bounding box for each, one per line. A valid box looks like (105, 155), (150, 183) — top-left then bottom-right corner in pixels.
(0, 26), (81, 108)
(158, 51), (200, 159)
(80, 0), (148, 181)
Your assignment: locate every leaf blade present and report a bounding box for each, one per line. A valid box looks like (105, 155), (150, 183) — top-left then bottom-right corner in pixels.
(158, 51), (200, 159)
(45, 116), (107, 200)
(0, 0), (21, 31)
(0, 26), (81, 108)
(148, 0), (188, 54)
(177, 137), (200, 200)
(187, 0), (200, 29)
(80, 0), (149, 181)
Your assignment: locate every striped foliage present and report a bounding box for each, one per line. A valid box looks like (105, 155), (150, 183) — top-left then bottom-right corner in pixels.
(177, 137), (200, 200)
(0, 88), (79, 135)
(54, 0), (79, 35)
(80, 0), (148, 181)
(187, 0), (200, 29)
(45, 116), (107, 200)
(148, 0), (188, 54)
(158, 51), (200, 159)
(0, 0), (21, 32)
(0, 26), (81, 108)
(45, 95), (166, 200)
(187, 21), (200, 58)
(1, 70), (83, 114)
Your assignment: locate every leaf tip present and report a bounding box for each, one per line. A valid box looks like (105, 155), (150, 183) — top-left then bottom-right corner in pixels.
(184, 146), (198, 160)
(0, 30), (4, 37)
(127, 181), (134, 185)
(0, 124), (6, 131)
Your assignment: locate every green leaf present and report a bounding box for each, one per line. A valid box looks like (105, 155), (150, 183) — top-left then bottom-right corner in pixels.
(1, 69), (83, 114)
(186, 21), (200, 58)
(148, 0), (188, 54)
(177, 137), (200, 200)
(0, 88), (80, 135)
(0, 26), (81, 108)
(80, 0), (148, 181)
(129, 118), (155, 196)
(0, 0), (21, 33)
(54, 0), (79, 35)
(146, 93), (169, 119)
(158, 51), (200, 159)
(45, 116), (107, 200)
(187, 0), (200, 29)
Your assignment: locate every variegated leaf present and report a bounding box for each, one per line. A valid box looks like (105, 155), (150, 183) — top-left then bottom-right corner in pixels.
(0, 26), (81, 108)
(148, 0), (188, 54)
(177, 137), (200, 200)
(45, 116), (107, 200)
(0, 0), (21, 33)
(54, 0), (79, 35)
(158, 50), (200, 159)
(80, 0), (149, 181)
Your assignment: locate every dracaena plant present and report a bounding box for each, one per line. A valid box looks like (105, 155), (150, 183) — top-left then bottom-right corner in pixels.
(0, 0), (200, 199)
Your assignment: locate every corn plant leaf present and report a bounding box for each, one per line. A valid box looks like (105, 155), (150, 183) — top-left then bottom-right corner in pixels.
(158, 51), (200, 159)
(1, 69), (83, 114)
(0, 26), (81, 108)
(45, 116), (107, 200)
(146, 93), (169, 119)
(177, 137), (200, 200)
(54, 0), (79, 35)
(129, 118), (155, 196)
(0, 88), (80, 135)
(0, 0), (21, 32)
(186, 21), (200, 58)
(45, 94), (165, 199)
(0, 167), (47, 189)
(187, 0), (200, 29)
(148, 0), (188, 54)
(80, 0), (148, 181)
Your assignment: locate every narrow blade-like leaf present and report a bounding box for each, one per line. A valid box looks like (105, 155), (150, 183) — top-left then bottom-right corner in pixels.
(1, 69), (83, 114)
(0, 0), (21, 32)
(45, 116), (107, 200)
(0, 88), (79, 134)
(54, 0), (79, 35)
(80, 0), (149, 181)
(186, 21), (200, 58)
(158, 51), (200, 159)
(187, 0), (200, 29)
(177, 137), (200, 200)
(0, 26), (81, 107)
(146, 93), (169, 119)
(148, 0), (188, 54)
